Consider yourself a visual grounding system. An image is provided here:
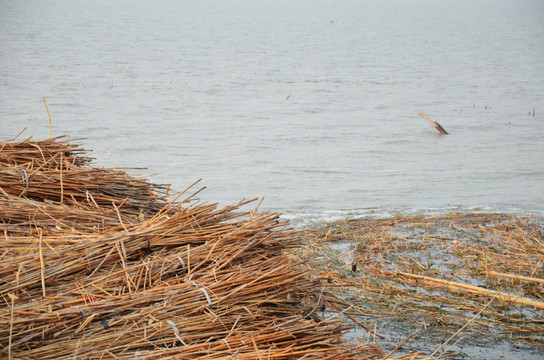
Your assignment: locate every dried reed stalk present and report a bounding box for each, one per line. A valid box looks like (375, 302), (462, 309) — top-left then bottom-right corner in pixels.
(486, 271), (544, 284)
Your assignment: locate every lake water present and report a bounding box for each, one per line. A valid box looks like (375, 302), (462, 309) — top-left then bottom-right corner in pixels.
(1, 0), (543, 217)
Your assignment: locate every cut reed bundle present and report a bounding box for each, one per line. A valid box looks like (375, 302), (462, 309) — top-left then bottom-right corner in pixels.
(0, 136), (392, 359)
(0, 135), (169, 217)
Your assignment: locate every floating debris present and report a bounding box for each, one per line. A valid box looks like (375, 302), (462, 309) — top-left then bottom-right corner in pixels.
(419, 113), (449, 134)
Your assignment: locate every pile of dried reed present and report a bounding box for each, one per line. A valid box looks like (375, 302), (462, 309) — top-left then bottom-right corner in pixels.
(0, 136), (389, 359)
(0, 136), (168, 217)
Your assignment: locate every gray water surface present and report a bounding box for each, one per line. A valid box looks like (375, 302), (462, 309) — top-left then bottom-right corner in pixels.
(1, 0), (543, 214)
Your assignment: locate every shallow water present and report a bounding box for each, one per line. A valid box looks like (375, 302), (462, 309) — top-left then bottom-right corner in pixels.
(1, 0), (543, 215)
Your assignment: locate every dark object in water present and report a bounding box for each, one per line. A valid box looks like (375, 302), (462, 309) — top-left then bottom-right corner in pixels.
(419, 112), (449, 134)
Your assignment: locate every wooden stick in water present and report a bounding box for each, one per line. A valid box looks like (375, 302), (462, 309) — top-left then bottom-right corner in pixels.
(419, 112), (448, 134)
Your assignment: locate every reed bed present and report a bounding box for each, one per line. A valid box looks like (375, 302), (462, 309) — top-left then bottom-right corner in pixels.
(297, 213), (544, 358)
(0, 136), (402, 359)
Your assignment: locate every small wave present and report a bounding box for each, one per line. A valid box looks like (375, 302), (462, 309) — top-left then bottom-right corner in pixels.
(280, 205), (544, 229)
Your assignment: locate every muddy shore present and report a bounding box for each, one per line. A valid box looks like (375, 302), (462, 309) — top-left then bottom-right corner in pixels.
(296, 213), (544, 359)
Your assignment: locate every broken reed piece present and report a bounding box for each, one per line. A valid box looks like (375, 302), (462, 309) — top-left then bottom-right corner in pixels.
(8, 293), (19, 360)
(486, 271), (544, 284)
(419, 112), (449, 134)
(396, 270), (544, 309)
(43, 97), (52, 139)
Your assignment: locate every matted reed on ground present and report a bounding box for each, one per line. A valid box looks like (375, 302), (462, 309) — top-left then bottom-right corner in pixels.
(296, 213), (544, 358)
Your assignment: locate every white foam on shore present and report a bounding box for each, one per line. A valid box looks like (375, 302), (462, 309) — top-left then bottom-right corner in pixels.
(280, 205), (544, 229)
